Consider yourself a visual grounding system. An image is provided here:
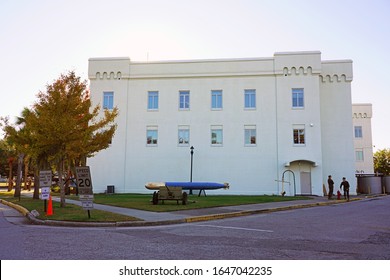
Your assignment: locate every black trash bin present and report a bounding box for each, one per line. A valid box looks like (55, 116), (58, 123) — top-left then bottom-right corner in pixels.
(107, 185), (115, 194)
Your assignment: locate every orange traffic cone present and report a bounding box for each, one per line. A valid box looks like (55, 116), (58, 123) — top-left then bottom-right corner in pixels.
(47, 195), (53, 216)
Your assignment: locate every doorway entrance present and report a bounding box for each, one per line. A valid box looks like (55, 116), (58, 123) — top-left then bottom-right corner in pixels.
(300, 171), (312, 195)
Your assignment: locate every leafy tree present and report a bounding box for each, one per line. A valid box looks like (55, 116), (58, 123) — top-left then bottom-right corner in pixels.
(0, 140), (18, 189)
(374, 148), (390, 175)
(0, 140), (7, 176)
(1, 108), (34, 197)
(26, 71), (118, 207)
(15, 109), (33, 191)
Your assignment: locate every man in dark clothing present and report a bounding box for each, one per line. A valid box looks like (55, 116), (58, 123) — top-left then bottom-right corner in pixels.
(327, 175), (334, 199)
(340, 177), (350, 201)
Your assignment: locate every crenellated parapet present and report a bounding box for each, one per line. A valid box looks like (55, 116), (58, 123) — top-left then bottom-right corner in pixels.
(274, 51), (322, 76)
(352, 104), (372, 118)
(320, 60), (353, 83)
(88, 57), (130, 80)
(282, 66), (314, 76)
(319, 74), (349, 83)
(94, 71), (122, 80)
(353, 112), (369, 119)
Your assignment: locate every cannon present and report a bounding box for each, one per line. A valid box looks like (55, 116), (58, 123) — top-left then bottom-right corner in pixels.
(152, 186), (188, 205)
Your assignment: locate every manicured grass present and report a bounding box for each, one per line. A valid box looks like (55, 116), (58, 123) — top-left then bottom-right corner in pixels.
(0, 191), (140, 222)
(91, 193), (311, 212)
(1, 190), (311, 221)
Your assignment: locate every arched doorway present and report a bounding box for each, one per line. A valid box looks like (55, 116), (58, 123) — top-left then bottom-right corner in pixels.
(284, 160), (317, 195)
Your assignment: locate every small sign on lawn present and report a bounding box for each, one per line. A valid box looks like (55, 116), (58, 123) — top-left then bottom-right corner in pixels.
(75, 166), (94, 211)
(39, 170), (51, 200)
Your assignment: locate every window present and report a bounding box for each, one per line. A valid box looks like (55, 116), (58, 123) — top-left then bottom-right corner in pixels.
(178, 127), (190, 145)
(292, 88), (304, 108)
(355, 126), (363, 138)
(244, 89), (256, 109)
(211, 90), (223, 109)
(211, 126), (223, 145)
(179, 91), (190, 110)
(148, 91), (159, 110)
(103, 92), (114, 110)
(356, 150), (364, 161)
(245, 126), (256, 145)
(293, 127), (305, 145)
(146, 127), (158, 145)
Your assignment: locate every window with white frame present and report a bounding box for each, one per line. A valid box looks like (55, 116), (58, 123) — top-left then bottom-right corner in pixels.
(103, 92), (114, 110)
(146, 127), (158, 145)
(178, 126), (190, 145)
(244, 89), (256, 109)
(244, 126), (256, 145)
(211, 126), (223, 145)
(354, 126), (363, 138)
(147, 91), (159, 110)
(292, 88), (304, 108)
(211, 90), (223, 109)
(179, 91), (190, 110)
(356, 150), (364, 161)
(293, 125), (305, 145)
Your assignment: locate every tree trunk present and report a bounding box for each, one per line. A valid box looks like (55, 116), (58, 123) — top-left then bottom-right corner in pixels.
(14, 153), (24, 198)
(33, 167), (40, 199)
(24, 156), (30, 190)
(58, 159), (66, 207)
(7, 158), (14, 192)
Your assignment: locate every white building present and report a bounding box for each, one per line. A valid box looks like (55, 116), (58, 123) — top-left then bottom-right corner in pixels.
(352, 104), (374, 174)
(88, 51), (357, 196)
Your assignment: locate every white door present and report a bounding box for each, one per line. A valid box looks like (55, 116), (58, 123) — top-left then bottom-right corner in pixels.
(300, 171), (312, 195)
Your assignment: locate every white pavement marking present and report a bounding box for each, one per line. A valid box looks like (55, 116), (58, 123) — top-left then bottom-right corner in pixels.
(194, 224), (274, 233)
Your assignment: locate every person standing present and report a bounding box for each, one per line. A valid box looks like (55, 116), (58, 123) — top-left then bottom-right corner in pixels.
(340, 177), (350, 201)
(327, 175), (334, 199)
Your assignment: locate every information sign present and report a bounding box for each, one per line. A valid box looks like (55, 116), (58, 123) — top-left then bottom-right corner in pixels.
(81, 201), (94, 210)
(41, 187), (50, 200)
(39, 170), (52, 200)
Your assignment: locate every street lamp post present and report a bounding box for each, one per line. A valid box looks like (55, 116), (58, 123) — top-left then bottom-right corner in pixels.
(190, 146), (194, 182)
(190, 146), (194, 195)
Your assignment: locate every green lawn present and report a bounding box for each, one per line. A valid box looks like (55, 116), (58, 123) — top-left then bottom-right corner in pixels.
(0, 191), (140, 222)
(1, 190), (311, 222)
(91, 193), (311, 212)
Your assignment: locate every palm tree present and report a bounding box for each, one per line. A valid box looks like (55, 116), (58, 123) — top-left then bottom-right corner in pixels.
(7, 157), (14, 191)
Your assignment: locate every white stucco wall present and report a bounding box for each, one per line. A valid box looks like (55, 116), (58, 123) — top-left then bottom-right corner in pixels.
(352, 104), (374, 174)
(320, 60), (356, 192)
(88, 51), (356, 196)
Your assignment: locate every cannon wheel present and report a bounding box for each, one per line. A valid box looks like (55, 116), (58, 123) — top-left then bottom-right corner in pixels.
(152, 191), (159, 205)
(182, 192), (188, 205)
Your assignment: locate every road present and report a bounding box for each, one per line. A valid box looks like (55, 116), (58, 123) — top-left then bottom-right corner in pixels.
(1, 196), (390, 260)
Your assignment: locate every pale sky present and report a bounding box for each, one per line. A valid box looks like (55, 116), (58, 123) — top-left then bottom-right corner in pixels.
(0, 0), (389, 150)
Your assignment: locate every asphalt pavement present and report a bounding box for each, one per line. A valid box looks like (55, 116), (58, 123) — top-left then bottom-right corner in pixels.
(0, 189), (384, 227)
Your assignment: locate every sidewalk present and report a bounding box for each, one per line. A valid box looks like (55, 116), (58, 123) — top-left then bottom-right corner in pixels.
(2, 189), (380, 227)
(53, 195), (342, 222)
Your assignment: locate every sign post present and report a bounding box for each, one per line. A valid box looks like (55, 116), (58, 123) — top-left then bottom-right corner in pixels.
(39, 170), (52, 212)
(75, 166), (94, 218)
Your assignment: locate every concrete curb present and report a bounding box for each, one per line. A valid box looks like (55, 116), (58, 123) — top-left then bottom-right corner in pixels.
(184, 197), (363, 223)
(0, 199), (187, 227)
(0, 199), (30, 216)
(1, 195), (385, 227)
(24, 216), (188, 227)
